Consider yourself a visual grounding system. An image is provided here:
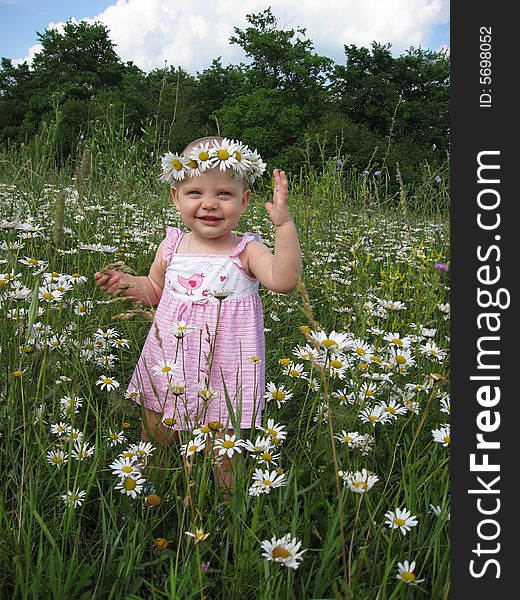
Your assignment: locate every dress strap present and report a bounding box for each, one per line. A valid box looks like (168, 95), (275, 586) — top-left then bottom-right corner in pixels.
(162, 227), (184, 265)
(229, 232), (262, 278)
(230, 232), (262, 257)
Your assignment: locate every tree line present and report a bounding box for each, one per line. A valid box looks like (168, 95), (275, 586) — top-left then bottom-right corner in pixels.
(0, 8), (449, 184)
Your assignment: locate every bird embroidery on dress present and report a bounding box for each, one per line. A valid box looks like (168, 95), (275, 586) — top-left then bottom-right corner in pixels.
(177, 273), (205, 296)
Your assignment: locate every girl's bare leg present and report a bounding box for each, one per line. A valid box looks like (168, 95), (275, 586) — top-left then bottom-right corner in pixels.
(141, 408), (178, 488)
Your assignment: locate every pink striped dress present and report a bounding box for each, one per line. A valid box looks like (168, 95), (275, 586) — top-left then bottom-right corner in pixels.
(127, 226), (265, 431)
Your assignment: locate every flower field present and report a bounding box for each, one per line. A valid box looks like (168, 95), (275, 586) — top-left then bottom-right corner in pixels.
(0, 138), (450, 599)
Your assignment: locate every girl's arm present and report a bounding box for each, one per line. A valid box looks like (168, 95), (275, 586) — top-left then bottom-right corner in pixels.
(244, 169), (302, 293)
(95, 240), (166, 306)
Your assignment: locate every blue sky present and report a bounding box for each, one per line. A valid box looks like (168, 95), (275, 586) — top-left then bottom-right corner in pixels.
(0, 0), (450, 73)
(0, 0), (114, 59)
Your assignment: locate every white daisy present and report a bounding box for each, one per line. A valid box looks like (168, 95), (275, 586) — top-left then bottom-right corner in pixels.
(213, 433), (244, 458)
(62, 488), (86, 508)
(396, 560), (425, 585)
(384, 507), (419, 534)
(260, 533), (305, 569)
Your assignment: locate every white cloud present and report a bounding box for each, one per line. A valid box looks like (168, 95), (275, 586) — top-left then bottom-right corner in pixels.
(17, 0), (449, 72)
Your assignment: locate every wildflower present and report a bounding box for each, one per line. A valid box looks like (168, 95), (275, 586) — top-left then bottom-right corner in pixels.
(152, 359), (177, 377)
(62, 489), (86, 508)
(432, 425), (450, 446)
(243, 435), (273, 456)
(181, 435), (206, 458)
(264, 382), (293, 408)
(439, 394), (451, 415)
(210, 288), (234, 301)
(153, 538), (169, 551)
(47, 449), (68, 468)
(350, 339), (376, 360)
(387, 348), (416, 372)
(110, 337), (130, 349)
(214, 433), (244, 458)
(282, 361), (308, 380)
(96, 375), (120, 391)
(434, 261), (449, 273)
(160, 152), (190, 183)
(71, 441), (95, 461)
(384, 508), (419, 534)
(129, 441), (156, 462)
(377, 399), (407, 420)
(38, 285), (63, 303)
(258, 419), (287, 444)
(419, 341), (447, 361)
(249, 468), (286, 495)
(185, 528), (209, 542)
(50, 422), (71, 437)
(115, 474), (146, 499)
(109, 457), (141, 478)
(310, 329), (353, 353)
(197, 383), (219, 401)
(59, 395), (83, 416)
(261, 533), (305, 569)
(106, 430), (126, 446)
(335, 430), (362, 447)
(145, 494), (162, 507)
(383, 332), (411, 348)
(396, 560), (425, 585)
(359, 405), (391, 426)
(430, 504), (450, 519)
(339, 468), (379, 494)
(212, 138), (239, 171)
(170, 321), (195, 339)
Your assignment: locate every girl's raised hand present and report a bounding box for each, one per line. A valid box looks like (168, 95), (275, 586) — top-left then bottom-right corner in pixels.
(264, 169), (292, 228)
(95, 269), (126, 296)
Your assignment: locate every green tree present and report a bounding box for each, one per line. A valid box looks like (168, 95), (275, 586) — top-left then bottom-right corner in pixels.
(216, 8), (333, 168)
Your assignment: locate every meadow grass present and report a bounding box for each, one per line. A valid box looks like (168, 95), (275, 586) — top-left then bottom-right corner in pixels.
(0, 127), (450, 599)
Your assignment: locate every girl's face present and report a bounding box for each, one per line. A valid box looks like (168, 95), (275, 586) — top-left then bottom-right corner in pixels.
(171, 169), (250, 243)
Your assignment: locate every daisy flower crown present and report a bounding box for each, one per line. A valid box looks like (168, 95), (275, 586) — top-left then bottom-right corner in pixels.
(160, 138), (267, 186)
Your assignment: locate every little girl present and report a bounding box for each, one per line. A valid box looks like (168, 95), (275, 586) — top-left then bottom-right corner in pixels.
(95, 137), (301, 490)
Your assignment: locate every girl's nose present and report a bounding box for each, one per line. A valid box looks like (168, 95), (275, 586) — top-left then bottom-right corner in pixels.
(201, 195), (218, 209)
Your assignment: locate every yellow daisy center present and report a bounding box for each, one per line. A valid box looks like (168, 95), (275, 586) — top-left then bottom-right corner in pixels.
(198, 151), (209, 161)
(222, 440), (234, 449)
(43, 292), (54, 300)
(124, 478), (137, 491)
(163, 417), (176, 426)
(396, 355), (407, 365)
(279, 358), (292, 366)
(402, 571), (415, 582)
(289, 369), (300, 377)
(122, 465), (133, 474)
(356, 347), (366, 356)
(263, 479), (272, 486)
(392, 338), (403, 346)
(330, 360), (343, 369)
(217, 149), (229, 161)
(322, 339), (338, 349)
(172, 159), (183, 171)
(343, 436), (353, 442)
(443, 435), (451, 445)
(272, 390), (285, 401)
(161, 366), (172, 373)
(188, 444), (198, 453)
(272, 546), (291, 559)
(394, 518), (406, 526)
(353, 481), (368, 490)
